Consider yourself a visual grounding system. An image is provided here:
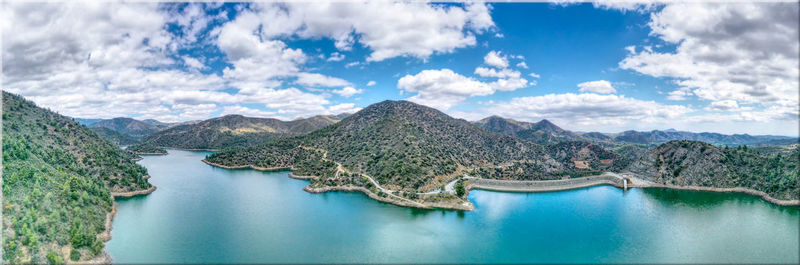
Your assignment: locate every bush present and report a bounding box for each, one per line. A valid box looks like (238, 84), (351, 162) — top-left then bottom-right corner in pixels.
(47, 250), (64, 264)
(69, 249), (81, 261)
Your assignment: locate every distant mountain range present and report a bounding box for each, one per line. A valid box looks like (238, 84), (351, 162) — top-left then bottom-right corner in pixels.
(135, 114), (348, 151)
(473, 115), (797, 147)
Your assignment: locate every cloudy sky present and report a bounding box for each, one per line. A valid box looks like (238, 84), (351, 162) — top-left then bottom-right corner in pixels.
(2, 1), (798, 136)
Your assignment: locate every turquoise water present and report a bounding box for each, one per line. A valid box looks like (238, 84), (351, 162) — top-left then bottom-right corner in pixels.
(106, 150), (799, 263)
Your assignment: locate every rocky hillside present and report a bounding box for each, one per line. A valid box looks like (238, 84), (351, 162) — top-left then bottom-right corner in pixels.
(626, 140), (798, 200)
(2, 91), (152, 263)
(134, 114), (344, 150)
(206, 100), (611, 193)
(91, 117), (166, 137)
(89, 126), (141, 146)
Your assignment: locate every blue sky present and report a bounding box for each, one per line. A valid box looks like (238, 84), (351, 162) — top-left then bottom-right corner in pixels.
(2, 1), (798, 135)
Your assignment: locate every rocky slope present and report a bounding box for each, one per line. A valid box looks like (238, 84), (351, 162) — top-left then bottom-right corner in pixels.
(626, 140), (798, 200)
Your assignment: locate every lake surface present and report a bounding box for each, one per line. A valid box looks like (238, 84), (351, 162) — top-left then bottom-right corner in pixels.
(107, 150), (799, 263)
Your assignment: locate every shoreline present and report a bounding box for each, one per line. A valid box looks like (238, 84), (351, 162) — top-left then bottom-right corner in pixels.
(630, 182), (800, 206)
(201, 159), (291, 172)
(204, 161), (799, 209)
(133, 152), (167, 155)
(111, 185), (157, 198)
(165, 147), (219, 152)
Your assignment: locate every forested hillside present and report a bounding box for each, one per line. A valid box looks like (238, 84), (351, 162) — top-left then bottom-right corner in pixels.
(206, 100), (614, 193)
(2, 92), (152, 263)
(626, 140), (799, 200)
(90, 126), (141, 146)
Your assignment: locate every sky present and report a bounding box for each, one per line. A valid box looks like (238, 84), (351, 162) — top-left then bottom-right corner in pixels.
(2, 1), (798, 136)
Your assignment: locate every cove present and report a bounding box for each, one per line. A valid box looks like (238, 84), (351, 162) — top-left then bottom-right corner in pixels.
(106, 150), (799, 263)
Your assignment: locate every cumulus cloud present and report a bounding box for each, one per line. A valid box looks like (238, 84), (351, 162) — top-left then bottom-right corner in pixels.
(705, 100), (743, 112)
(366, 80), (376, 86)
(398, 69), (495, 110)
(1, 2), (365, 121)
(474, 67), (520, 79)
(488, 93), (693, 128)
(239, 2), (494, 62)
(619, 3), (799, 121)
(327, 52), (345, 62)
(483, 51), (509, 68)
(327, 103), (362, 114)
(332, 86), (364, 98)
(577, 80), (616, 94)
(221, 105), (278, 118)
(295, 72), (352, 87)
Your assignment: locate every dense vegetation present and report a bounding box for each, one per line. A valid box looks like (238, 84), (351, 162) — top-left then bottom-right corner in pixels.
(2, 92), (152, 263)
(126, 142), (167, 155)
(207, 100), (612, 193)
(626, 140), (799, 200)
(89, 126), (141, 146)
(136, 114), (344, 150)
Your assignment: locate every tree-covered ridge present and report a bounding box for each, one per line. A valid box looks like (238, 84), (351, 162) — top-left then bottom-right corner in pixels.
(89, 126), (141, 146)
(126, 142), (167, 155)
(626, 140), (799, 200)
(134, 114), (345, 150)
(207, 100), (613, 193)
(2, 91), (152, 263)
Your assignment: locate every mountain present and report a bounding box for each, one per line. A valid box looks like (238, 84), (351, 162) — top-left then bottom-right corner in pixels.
(206, 100), (616, 199)
(90, 117), (165, 137)
(625, 140), (798, 200)
(2, 92), (152, 263)
(472, 115), (533, 136)
(89, 126), (141, 146)
(580, 132), (612, 141)
(133, 114), (345, 150)
(141, 119), (171, 127)
(613, 129), (796, 146)
(473, 116), (582, 144)
(72, 118), (103, 126)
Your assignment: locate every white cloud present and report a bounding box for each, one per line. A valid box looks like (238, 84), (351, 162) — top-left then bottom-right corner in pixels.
(327, 52), (345, 62)
(666, 88), (692, 101)
(241, 2), (494, 62)
(474, 67), (521, 79)
(577, 80), (616, 94)
(398, 69), (494, 110)
(182, 56), (206, 70)
(620, 3), (799, 122)
(516, 62), (528, 69)
(704, 100), (755, 112)
(327, 103), (362, 114)
(295, 72), (351, 87)
(488, 93), (694, 129)
(332, 86), (363, 98)
(398, 68), (529, 110)
(529, 73), (541, 78)
(366, 80), (376, 86)
(483, 50), (509, 68)
(221, 105), (278, 118)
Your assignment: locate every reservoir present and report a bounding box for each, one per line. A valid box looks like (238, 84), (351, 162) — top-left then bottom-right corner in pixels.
(106, 150), (799, 263)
